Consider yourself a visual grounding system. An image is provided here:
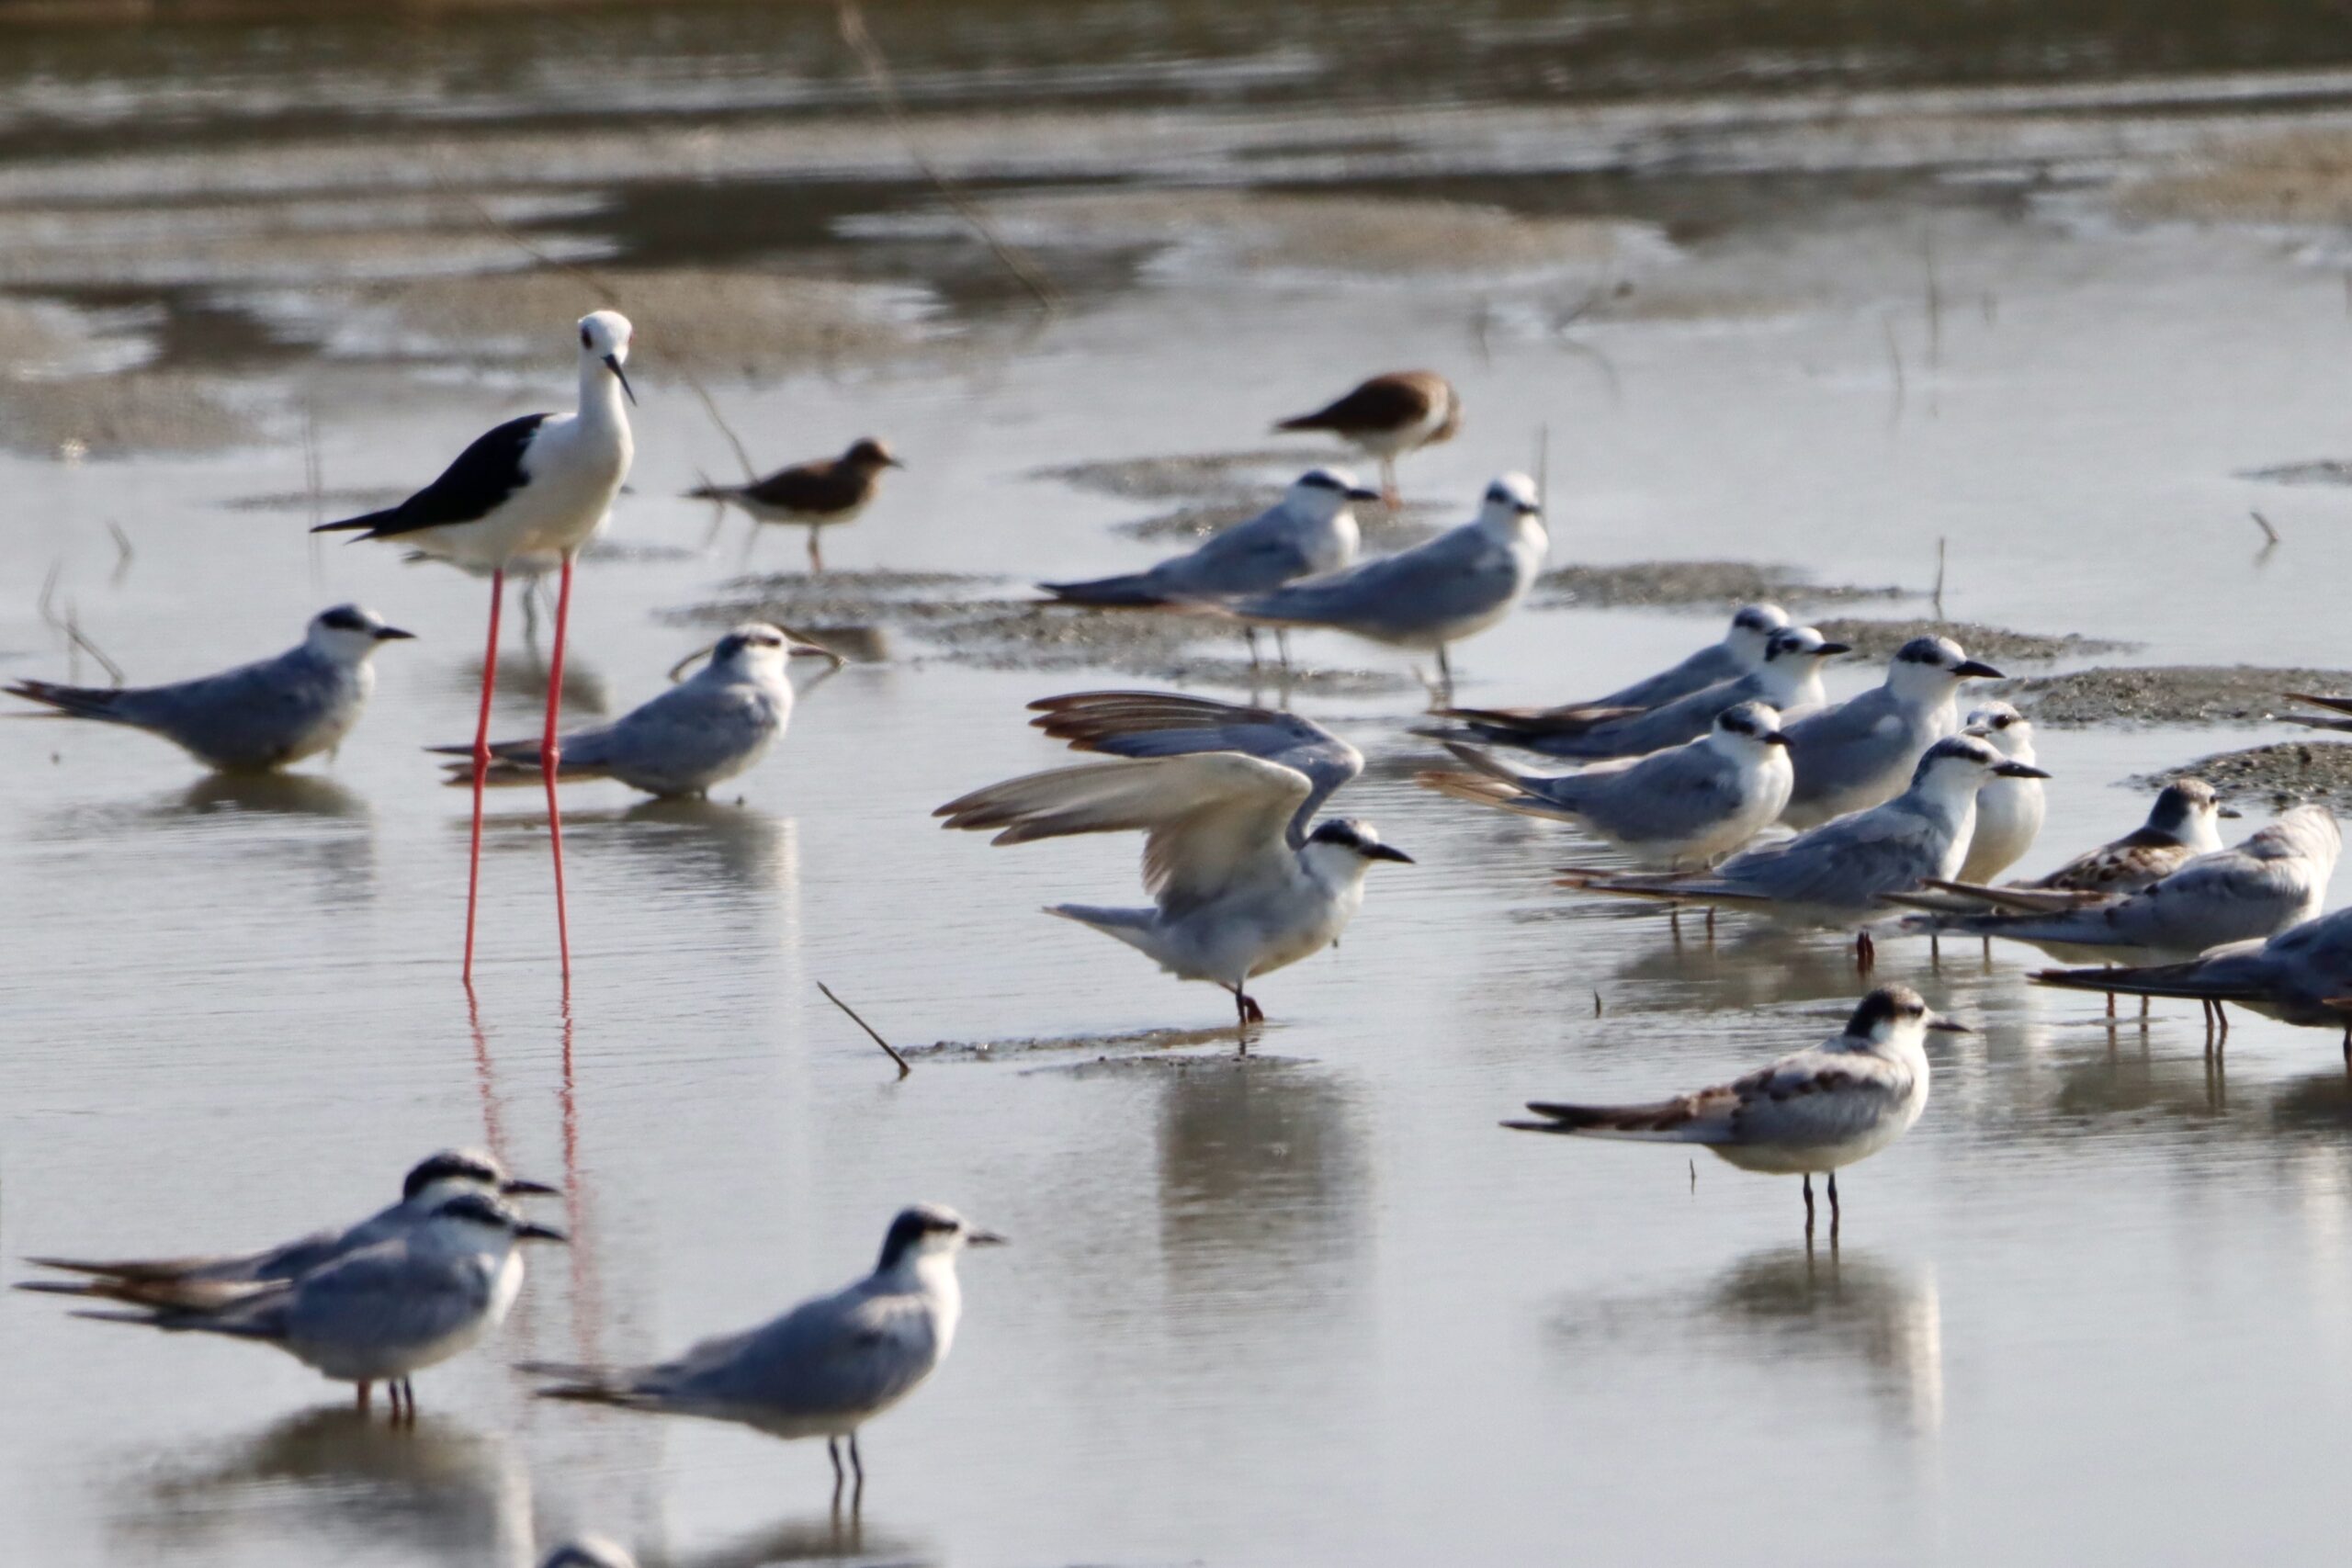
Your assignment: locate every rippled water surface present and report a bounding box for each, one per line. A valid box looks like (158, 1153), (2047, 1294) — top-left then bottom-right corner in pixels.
(9, 5), (2352, 1565)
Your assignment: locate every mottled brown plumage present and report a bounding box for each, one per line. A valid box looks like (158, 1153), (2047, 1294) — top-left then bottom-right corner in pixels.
(1273, 370), (1458, 505)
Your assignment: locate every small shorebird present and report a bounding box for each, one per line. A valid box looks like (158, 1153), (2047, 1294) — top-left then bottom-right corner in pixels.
(687, 436), (901, 570)
(1273, 370), (1458, 505)
(17, 1148), (556, 1300)
(6, 604), (412, 772)
(1221, 472), (1546, 701)
(938, 694), (1408, 1035)
(1954, 702), (2043, 884)
(1561, 734), (2049, 967)
(1775, 636), (2003, 829)
(1896, 779), (2233, 908)
(2034, 904), (2352, 1058)
(1424, 623), (1843, 759)
(1584, 603), (1792, 711)
(430, 624), (841, 800)
(526, 1205), (1004, 1508)
(50, 1190), (565, 1422)
(314, 310), (636, 985)
(1040, 467), (1378, 671)
(1505, 985), (1963, 1238)
(1419, 701), (1794, 870)
(1894, 805), (2338, 967)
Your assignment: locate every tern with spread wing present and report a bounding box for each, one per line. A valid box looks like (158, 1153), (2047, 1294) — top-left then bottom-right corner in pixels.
(1506, 986), (1963, 1238)
(938, 692), (1410, 1032)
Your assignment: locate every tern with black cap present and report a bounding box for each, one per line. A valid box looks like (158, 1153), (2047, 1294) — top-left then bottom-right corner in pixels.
(6, 604), (412, 773)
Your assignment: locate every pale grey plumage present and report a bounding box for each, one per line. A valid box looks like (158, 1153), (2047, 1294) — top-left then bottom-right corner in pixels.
(48, 1192), (564, 1394)
(2033, 904), (2352, 1032)
(1426, 624), (1843, 760)
(6, 604), (412, 773)
(1778, 636), (2004, 829)
(1223, 473), (1545, 652)
(526, 1205), (1003, 1492)
(431, 624), (835, 798)
(1420, 701), (1794, 869)
(1040, 468), (1376, 607)
(1586, 603), (1792, 710)
(1920, 806), (2339, 963)
(1564, 734), (2048, 921)
(18, 1148), (556, 1301)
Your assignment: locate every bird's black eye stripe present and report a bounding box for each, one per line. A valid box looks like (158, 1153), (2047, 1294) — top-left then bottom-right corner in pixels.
(580, 326), (592, 348)
(1298, 471), (1341, 491)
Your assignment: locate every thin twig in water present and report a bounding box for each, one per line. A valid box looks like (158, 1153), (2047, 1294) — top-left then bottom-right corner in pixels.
(1592, 989), (1602, 1018)
(817, 981), (911, 1078)
(2250, 510), (2280, 547)
(1881, 313), (1906, 422)
(1922, 223), (1942, 370)
(1931, 536), (1948, 621)
(63, 602), (124, 688)
(835, 1), (1059, 313)
(107, 523), (134, 585)
(1535, 423), (1549, 505)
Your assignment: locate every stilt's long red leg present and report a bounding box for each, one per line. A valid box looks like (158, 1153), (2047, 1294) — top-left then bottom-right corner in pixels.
(463, 570), (505, 986)
(542, 554), (575, 979)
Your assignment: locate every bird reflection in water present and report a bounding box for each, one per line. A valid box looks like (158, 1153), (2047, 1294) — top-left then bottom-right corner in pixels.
(1154, 1058), (1370, 1315)
(1553, 1247), (1945, 1435)
(474, 800), (795, 908)
(106, 1408), (535, 1567)
(646, 1508), (931, 1568)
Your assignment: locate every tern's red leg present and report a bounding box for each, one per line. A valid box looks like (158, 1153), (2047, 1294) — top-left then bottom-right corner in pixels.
(542, 554), (576, 980)
(463, 570), (505, 986)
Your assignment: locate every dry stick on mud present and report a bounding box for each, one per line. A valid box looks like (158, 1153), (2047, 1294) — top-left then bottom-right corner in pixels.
(40, 563), (125, 688)
(818, 981), (913, 1078)
(2251, 510), (2281, 547)
(107, 522), (133, 586)
(833, 0), (1060, 313)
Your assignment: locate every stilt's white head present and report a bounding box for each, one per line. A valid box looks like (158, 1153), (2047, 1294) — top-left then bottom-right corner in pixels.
(578, 310), (636, 404)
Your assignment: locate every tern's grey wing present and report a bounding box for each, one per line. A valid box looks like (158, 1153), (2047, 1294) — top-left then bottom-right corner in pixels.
(26, 649), (347, 767)
(1229, 527), (1510, 639)
(1154, 509), (1321, 598)
(1717, 803), (1945, 906)
(1487, 673), (1761, 761)
(276, 1241), (492, 1356)
(1984, 851), (2317, 953)
(1029, 691), (1361, 845)
(2033, 909), (2352, 1022)
(608, 1284), (942, 1427)
(1781, 687), (1900, 765)
(593, 682), (782, 781)
(22, 1225), (345, 1288)
(1563, 744), (1750, 842)
(1587, 644), (1740, 711)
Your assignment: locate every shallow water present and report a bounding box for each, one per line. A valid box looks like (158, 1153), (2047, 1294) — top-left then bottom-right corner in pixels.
(9, 6), (2352, 1566)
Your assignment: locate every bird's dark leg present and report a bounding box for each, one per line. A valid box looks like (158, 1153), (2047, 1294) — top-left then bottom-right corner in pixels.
(808, 526), (824, 574)
(1275, 627), (1292, 675)
(542, 554), (576, 982)
(1380, 455), (1400, 510)
(1704, 906), (1716, 938)
(1929, 931), (1941, 964)
(463, 569), (504, 987)
(1980, 935), (1991, 964)
(1244, 626), (1261, 673)
(848, 1430), (865, 1512)
(1826, 1172), (1841, 1244)
(1434, 644), (1454, 706)
(1802, 1173), (1816, 1237)
(356, 1381), (372, 1416)
(2341, 1022), (2349, 1066)
(1855, 930), (1876, 971)
(1668, 906), (1681, 937)
(2216, 1001), (2230, 1047)
(829, 1436), (845, 1509)
(401, 1377), (417, 1425)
